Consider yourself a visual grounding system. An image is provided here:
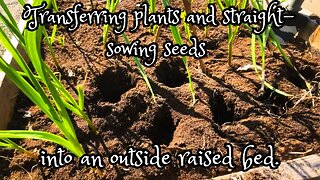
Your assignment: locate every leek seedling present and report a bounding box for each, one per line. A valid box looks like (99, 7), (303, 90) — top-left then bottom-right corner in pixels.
(204, 0), (214, 38)
(0, 0), (96, 158)
(181, 11), (192, 43)
(49, 25), (58, 45)
(15, 0), (96, 132)
(182, 0), (206, 74)
(269, 30), (312, 90)
(149, 0), (156, 15)
(0, 0), (24, 44)
(249, 0), (311, 92)
(122, 33), (156, 102)
(162, 0), (196, 105)
(250, 31), (293, 97)
(47, 0), (59, 45)
(50, 26), (65, 47)
(244, 18), (294, 96)
(248, 0), (270, 90)
(43, 27), (60, 68)
(216, 0), (248, 66)
(153, 25), (161, 43)
(243, 4), (292, 95)
(148, 0), (158, 34)
(0, 25), (85, 157)
(0, 138), (37, 158)
(41, 0), (61, 68)
(59, 35), (65, 47)
(103, 0), (120, 46)
(151, 2), (161, 43)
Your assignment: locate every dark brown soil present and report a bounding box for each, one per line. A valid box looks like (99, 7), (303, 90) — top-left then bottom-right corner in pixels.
(1, 0), (320, 179)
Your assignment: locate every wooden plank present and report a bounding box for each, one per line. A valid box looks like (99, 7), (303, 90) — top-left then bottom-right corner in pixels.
(0, 37), (22, 129)
(214, 154), (320, 180)
(0, 11), (26, 130)
(0, 72), (20, 130)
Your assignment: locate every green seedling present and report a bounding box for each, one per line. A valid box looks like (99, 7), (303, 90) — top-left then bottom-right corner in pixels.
(122, 33), (156, 102)
(0, 0), (24, 44)
(45, 0), (61, 68)
(181, 11), (192, 43)
(0, 138), (37, 158)
(204, 0), (214, 38)
(0, 0), (96, 158)
(182, 0), (206, 74)
(216, 0), (248, 66)
(249, 0), (311, 93)
(153, 25), (161, 42)
(59, 35), (65, 46)
(163, 0), (196, 105)
(103, 0), (120, 46)
(49, 25), (57, 45)
(269, 30), (312, 90)
(251, 32), (293, 97)
(149, 0), (156, 14)
(50, 26), (65, 47)
(148, 0), (158, 34)
(0, 0), (30, 155)
(246, 0), (292, 95)
(247, 0), (270, 90)
(43, 28), (60, 68)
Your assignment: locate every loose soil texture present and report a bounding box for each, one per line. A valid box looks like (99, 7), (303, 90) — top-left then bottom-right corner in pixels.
(1, 0), (320, 179)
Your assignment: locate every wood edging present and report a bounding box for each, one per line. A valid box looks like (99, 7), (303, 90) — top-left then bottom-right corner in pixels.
(214, 153), (320, 180)
(0, 11), (27, 130)
(0, 2), (319, 180)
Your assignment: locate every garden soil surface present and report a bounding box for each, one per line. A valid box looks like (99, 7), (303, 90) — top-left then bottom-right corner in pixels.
(1, 0), (320, 179)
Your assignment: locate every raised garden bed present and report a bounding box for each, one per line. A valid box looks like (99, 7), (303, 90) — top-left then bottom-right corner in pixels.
(0, 0), (320, 179)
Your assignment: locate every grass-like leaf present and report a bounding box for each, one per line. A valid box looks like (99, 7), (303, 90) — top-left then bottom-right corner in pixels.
(0, 131), (84, 157)
(103, 0), (120, 46)
(163, 0), (196, 104)
(204, 0), (214, 38)
(251, 33), (293, 97)
(216, 0), (248, 66)
(0, 0), (96, 158)
(122, 33), (156, 102)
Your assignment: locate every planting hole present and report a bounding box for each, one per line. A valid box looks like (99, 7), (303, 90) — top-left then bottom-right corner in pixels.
(257, 89), (293, 114)
(96, 68), (135, 103)
(209, 90), (235, 125)
(300, 66), (317, 80)
(148, 105), (175, 146)
(206, 40), (219, 50)
(155, 59), (187, 88)
(284, 65), (317, 89)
